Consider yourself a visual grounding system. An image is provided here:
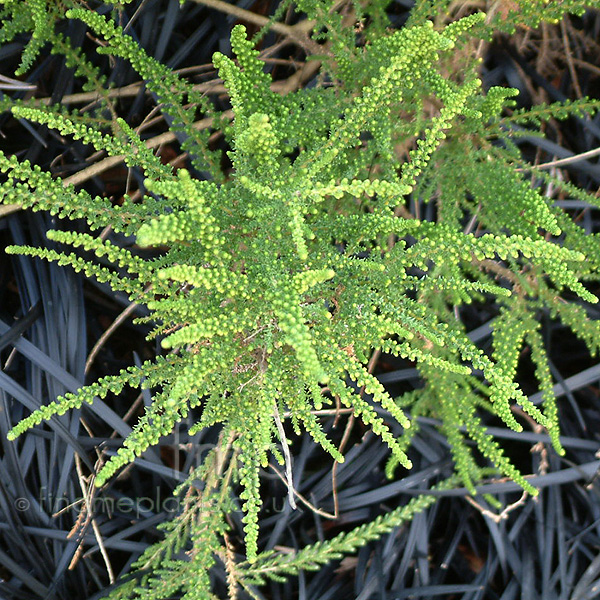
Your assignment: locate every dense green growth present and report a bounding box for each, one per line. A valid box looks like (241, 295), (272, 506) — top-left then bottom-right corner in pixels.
(2, 0), (600, 597)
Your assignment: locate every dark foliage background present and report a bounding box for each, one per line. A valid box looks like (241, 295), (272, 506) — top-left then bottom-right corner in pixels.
(0, 1), (600, 599)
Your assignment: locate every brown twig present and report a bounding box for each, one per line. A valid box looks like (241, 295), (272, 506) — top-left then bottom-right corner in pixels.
(84, 296), (145, 377)
(273, 402), (297, 509)
(464, 490), (529, 524)
(68, 455), (115, 583)
(187, 0), (321, 55)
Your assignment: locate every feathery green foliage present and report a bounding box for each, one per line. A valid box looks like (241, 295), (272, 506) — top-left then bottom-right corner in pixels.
(2, 0), (600, 597)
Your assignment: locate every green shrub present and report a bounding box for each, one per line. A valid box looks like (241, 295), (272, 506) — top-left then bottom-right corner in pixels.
(1, 0), (600, 596)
